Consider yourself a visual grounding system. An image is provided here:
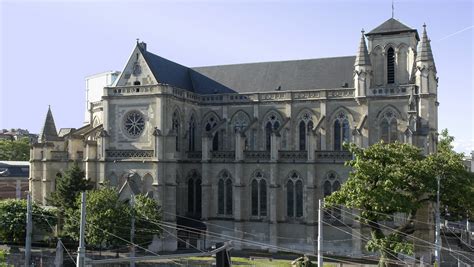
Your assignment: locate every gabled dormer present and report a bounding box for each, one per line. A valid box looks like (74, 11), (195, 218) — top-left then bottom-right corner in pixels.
(365, 18), (419, 87)
(115, 41), (158, 87)
(115, 41), (194, 91)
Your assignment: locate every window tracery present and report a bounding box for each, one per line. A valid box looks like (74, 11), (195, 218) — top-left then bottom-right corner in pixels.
(323, 172), (341, 220)
(380, 109), (398, 143)
(287, 171), (303, 218)
(217, 170), (233, 215)
(251, 170), (267, 217)
(334, 112), (350, 150)
(264, 112), (282, 151)
(187, 170), (202, 217)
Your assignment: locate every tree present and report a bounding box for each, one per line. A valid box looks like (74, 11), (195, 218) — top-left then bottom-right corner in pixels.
(0, 138), (30, 161)
(63, 188), (162, 249)
(325, 135), (473, 267)
(0, 199), (56, 243)
(133, 194), (162, 245)
(48, 164), (91, 211)
(426, 129), (474, 219)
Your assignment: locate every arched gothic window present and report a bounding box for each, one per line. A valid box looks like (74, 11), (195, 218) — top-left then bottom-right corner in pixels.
(217, 170), (233, 215)
(232, 111), (250, 151)
(334, 112), (350, 150)
(387, 47), (395, 84)
(172, 110), (180, 151)
(188, 115), (196, 151)
(380, 110), (398, 143)
(251, 171), (267, 217)
(298, 112), (314, 151)
(323, 172), (342, 220)
(287, 171), (303, 218)
(187, 170), (202, 217)
(264, 112), (281, 151)
(204, 115), (219, 151)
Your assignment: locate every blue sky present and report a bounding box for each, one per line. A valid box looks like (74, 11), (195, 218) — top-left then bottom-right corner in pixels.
(0, 0), (472, 154)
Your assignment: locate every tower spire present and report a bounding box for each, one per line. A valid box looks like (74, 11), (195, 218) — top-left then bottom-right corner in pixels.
(354, 29), (371, 66)
(38, 106), (58, 143)
(416, 23), (435, 65)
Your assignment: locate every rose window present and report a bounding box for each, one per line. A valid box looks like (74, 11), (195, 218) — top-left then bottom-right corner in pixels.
(123, 111), (145, 137)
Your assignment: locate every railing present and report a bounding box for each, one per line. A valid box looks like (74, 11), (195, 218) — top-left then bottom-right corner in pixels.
(105, 84), (357, 104)
(106, 150), (154, 159)
(186, 151), (202, 160)
(314, 150), (352, 162)
(211, 151), (234, 160)
(279, 150), (307, 161)
(244, 151), (270, 161)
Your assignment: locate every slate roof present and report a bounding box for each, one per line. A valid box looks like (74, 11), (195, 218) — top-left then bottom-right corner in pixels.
(366, 18), (418, 39)
(190, 56), (356, 93)
(139, 45), (355, 94)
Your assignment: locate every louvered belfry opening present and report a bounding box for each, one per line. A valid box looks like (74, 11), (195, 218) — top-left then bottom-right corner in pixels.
(387, 47), (395, 84)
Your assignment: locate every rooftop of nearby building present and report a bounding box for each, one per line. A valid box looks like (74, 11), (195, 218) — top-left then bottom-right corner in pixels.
(0, 161), (29, 178)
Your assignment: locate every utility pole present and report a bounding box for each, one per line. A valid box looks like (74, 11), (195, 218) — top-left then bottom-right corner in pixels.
(318, 199), (323, 267)
(77, 192), (86, 267)
(435, 176), (441, 266)
(25, 192), (32, 267)
(130, 195), (135, 267)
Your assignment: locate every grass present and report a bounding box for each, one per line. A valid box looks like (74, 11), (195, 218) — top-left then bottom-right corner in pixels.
(182, 256), (338, 266)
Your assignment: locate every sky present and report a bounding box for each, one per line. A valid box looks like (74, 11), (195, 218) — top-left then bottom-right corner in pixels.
(0, 0), (473, 154)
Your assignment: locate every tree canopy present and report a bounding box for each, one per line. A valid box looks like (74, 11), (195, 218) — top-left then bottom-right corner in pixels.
(0, 138), (30, 161)
(64, 188), (162, 249)
(0, 199), (56, 243)
(325, 131), (473, 266)
(48, 164), (91, 212)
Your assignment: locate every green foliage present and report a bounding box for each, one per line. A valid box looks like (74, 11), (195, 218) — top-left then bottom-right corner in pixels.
(133, 194), (162, 245)
(0, 249), (8, 267)
(48, 164), (91, 211)
(0, 138), (30, 161)
(63, 188), (162, 249)
(0, 199), (56, 243)
(425, 129), (474, 219)
(326, 132), (473, 266)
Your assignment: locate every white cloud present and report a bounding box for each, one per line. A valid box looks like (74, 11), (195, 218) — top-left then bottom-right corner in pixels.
(452, 138), (474, 156)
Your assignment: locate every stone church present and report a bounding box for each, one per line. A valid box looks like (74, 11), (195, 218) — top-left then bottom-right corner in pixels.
(30, 18), (438, 255)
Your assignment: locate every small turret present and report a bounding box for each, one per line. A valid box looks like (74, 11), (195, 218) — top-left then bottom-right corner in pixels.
(416, 24), (435, 65)
(38, 106), (58, 143)
(415, 24), (437, 94)
(354, 30), (372, 98)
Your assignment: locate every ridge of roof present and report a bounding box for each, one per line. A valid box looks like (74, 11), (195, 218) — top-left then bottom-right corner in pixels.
(191, 55), (356, 69)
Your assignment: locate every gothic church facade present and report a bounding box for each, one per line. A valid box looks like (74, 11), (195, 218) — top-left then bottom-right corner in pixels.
(30, 18), (438, 254)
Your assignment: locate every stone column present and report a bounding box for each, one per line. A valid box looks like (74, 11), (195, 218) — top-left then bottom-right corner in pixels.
(202, 134), (211, 161)
(308, 131), (316, 161)
(270, 133), (280, 161)
(235, 132), (244, 161)
(269, 164), (278, 251)
(161, 164), (178, 251)
(201, 162), (211, 220)
(98, 130), (109, 184)
(306, 166), (317, 252)
(319, 129), (327, 150)
(233, 163), (244, 250)
(153, 127), (164, 160)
